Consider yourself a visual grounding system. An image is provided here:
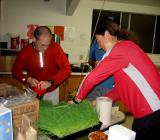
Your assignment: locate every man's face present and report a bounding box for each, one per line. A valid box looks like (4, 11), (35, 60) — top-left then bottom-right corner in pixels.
(96, 34), (105, 49)
(108, 22), (119, 34)
(96, 31), (112, 51)
(35, 34), (52, 52)
(96, 33), (108, 51)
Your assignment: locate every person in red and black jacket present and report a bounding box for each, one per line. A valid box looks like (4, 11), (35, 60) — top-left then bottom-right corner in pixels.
(69, 22), (160, 140)
(12, 26), (71, 95)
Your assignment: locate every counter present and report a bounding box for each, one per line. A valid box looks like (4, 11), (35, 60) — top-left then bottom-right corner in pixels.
(0, 72), (87, 75)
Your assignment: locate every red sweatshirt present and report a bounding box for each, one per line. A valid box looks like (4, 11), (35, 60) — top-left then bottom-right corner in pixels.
(76, 40), (160, 118)
(12, 41), (71, 91)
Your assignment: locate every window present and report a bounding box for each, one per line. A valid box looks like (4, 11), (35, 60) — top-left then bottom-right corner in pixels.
(130, 14), (155, 53)
(92, 10), (160, 54)
(154, 16), (160, 54)
(91, 10), (120, 42)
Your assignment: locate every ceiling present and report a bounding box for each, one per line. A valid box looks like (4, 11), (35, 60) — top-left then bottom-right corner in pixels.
(65, 0), (160, 16)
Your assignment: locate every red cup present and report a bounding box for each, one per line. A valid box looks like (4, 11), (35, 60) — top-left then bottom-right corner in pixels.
(31, 87), (46, 96)
(21, 39), (29, 48)
(11, 36), (20, 49)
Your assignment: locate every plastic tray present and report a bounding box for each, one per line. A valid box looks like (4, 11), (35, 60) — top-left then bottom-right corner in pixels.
(39, 122), (102, 140)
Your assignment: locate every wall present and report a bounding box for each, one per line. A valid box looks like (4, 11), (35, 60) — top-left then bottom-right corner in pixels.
(0, 0), (2, 42)
(1, 0), (160, 64)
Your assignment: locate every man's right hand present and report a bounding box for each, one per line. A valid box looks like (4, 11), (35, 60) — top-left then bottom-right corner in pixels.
(27, 77), (39, 87)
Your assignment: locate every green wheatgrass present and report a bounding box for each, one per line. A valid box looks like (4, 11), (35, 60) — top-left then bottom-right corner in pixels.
(38, 100), (99, 138)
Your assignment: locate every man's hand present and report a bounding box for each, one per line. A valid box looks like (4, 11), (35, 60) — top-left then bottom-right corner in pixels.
(95, 61), (99, 66)
(37, 81), (52, 90)
(27, 77), (39, 87)
(68, 96), (82, 104)
(27, 77), (52, 90)
(67, 100), (75, 104)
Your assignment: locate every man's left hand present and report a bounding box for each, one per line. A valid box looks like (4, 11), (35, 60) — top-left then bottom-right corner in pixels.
(37, 81), (51, 90)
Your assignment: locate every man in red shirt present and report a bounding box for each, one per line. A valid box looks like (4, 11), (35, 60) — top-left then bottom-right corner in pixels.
(12, 26), (71, 98)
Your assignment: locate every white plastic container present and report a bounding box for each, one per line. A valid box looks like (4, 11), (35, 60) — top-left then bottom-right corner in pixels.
(108, 124), (136, 140)
(96, 97), (112, 126)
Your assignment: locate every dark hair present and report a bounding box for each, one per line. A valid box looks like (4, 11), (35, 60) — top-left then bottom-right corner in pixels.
(34, 26), (52, 40)
(120, 30), (141, 45)
(96, 21), (123, 39)
(96, 21), (140, 43)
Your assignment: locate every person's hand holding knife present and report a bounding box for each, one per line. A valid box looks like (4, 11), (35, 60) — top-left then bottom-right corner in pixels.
(68, 96), (82, 104)
(68, 96), (97, 107)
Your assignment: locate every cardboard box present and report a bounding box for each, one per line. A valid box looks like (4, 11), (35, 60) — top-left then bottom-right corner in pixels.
(8, 99), (39, 128)
(0, 106), (13, 140)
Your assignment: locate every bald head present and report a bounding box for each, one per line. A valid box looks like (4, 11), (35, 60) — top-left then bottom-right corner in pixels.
(33, 26), (52, 52)
(34, 26), (52, 40)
